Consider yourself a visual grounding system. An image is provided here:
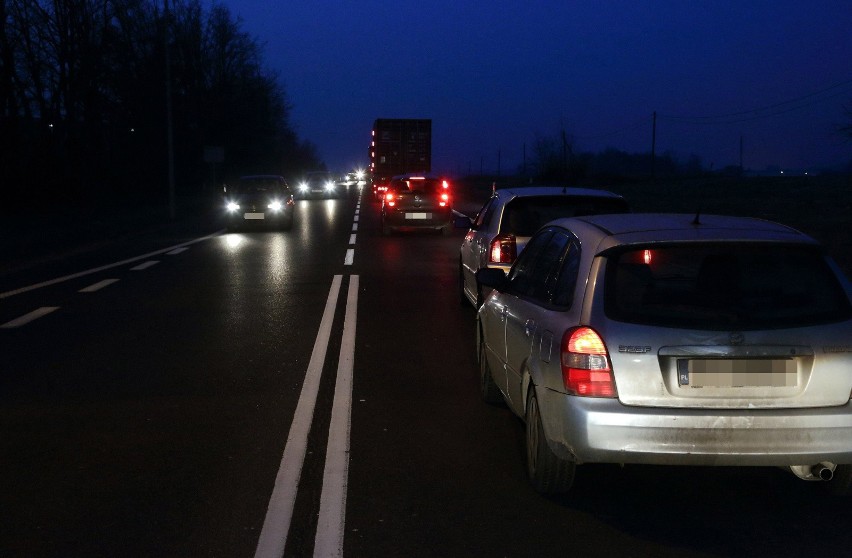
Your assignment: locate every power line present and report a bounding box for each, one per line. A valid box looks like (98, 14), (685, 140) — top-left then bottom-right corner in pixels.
(659, 77), (852, 125)
(574, 115), (652, 140)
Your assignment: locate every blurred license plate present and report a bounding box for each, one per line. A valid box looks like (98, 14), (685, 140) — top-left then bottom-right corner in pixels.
(244, 213), (265, 220)
(405, 212), (430, 219)
(677, 359), (796, 387)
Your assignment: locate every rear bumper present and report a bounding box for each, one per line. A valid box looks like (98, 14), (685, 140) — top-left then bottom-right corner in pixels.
(539, 389), (852, 466)
(383, 207), (452, 229)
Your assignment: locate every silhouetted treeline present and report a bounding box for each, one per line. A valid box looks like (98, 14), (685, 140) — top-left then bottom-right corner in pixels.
(524, 131), (705, 184)
(0, 0), (321, 208)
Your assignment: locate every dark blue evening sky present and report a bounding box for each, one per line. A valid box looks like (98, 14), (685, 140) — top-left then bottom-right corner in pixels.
(220, 0), (852, 175)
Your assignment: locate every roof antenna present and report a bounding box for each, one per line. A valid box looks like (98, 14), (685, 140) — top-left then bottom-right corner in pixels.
(692, 209), (702, 225)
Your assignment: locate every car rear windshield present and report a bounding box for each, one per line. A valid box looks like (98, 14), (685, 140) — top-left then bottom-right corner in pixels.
(392, 178), (443, 193)
(604, 243), (852, 330)
(500, 196), (628, 237)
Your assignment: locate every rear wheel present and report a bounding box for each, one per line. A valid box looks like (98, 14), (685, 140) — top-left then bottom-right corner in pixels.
(525, 387), (575, 494)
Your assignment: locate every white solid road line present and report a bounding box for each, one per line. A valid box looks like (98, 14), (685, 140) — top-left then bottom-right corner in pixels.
(314, 276), (358, 558)
(0, 230), (222, 300)
(254, 275), (343, 558)
(1, 306), (61, 329)
(78, 278), (120, 293)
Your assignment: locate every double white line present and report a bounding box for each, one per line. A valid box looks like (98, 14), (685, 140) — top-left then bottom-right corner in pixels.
(254, 274), (359, 558)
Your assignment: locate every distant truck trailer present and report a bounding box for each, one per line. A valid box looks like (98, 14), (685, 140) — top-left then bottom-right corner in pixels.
(369, 118), (431, 195)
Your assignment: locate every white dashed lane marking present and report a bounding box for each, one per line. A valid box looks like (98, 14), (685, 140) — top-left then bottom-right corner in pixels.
(131, 261), (159, 271)
(1, 307), (61, 329)
(78, 279), (120, 293)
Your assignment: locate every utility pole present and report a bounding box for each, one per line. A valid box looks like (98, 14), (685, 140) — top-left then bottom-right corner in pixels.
(651, 111), (656, 180)
(164, 0), (176, 220)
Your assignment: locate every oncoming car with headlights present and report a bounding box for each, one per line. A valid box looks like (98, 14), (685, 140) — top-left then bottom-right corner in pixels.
(296, 171), (340, 199)
(223, 175), (295, 231)
(475, 213), (852, 495)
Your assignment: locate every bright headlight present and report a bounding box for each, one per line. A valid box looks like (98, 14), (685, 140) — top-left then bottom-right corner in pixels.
(298, 182), (309, 191)
(325, 181), (335, 190)
(226, 201), (240, 212)
(268, 201), (283, 211)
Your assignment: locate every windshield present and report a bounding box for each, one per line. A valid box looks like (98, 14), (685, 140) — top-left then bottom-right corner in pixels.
(232, 177), (286, 194)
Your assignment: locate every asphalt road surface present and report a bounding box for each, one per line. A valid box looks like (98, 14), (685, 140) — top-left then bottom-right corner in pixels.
(2, 187), (851, 557)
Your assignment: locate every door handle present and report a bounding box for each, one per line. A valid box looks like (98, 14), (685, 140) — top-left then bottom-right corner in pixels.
(524, 319), (535, 337)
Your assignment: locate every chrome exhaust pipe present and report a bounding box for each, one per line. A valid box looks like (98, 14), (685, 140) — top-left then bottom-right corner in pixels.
(812, 463), (833, 481)
(788, 463), (835, 481)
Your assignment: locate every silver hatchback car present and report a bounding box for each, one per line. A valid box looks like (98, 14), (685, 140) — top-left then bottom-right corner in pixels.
(459, 186), (628, 307)
(475, 213), (852, 495)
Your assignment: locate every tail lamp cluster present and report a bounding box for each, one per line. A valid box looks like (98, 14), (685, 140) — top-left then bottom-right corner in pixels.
(561, 327), (617, 397)
(489, 234), (517, 264)
(384, 185), (451, 208)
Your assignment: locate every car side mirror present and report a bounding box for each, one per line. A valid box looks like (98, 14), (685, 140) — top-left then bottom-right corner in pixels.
(475, 267), (508, 291)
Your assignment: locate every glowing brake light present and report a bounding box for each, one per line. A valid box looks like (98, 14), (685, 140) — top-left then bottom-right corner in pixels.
(561, 327), (616, 397)
(489, 234), (517, 264)
(439, 192), (449, 207)
(385, 192), (396, 207)
(442, 180), (450, 189)
(643, 249), (652, 265)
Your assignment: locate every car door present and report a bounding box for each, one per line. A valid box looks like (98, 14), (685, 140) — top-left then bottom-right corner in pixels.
(492, 229), (555, 407)
(503, 230), (572, 409)
(462, 197), (498, 303)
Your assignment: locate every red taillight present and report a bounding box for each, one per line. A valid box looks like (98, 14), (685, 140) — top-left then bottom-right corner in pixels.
(385, 192), (395, 207)
(561, 327), (616, 397)
(489, 234), (517, 264)
(439, 192), (450, 207)
(442, 179), (450, 189)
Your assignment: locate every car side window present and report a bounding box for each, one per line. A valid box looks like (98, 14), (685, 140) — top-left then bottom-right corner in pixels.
(474, 198), (498, 229)
(506, 229), (555, 296)
(552, 239), (581, 307)
(526, 232), (571, 303)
